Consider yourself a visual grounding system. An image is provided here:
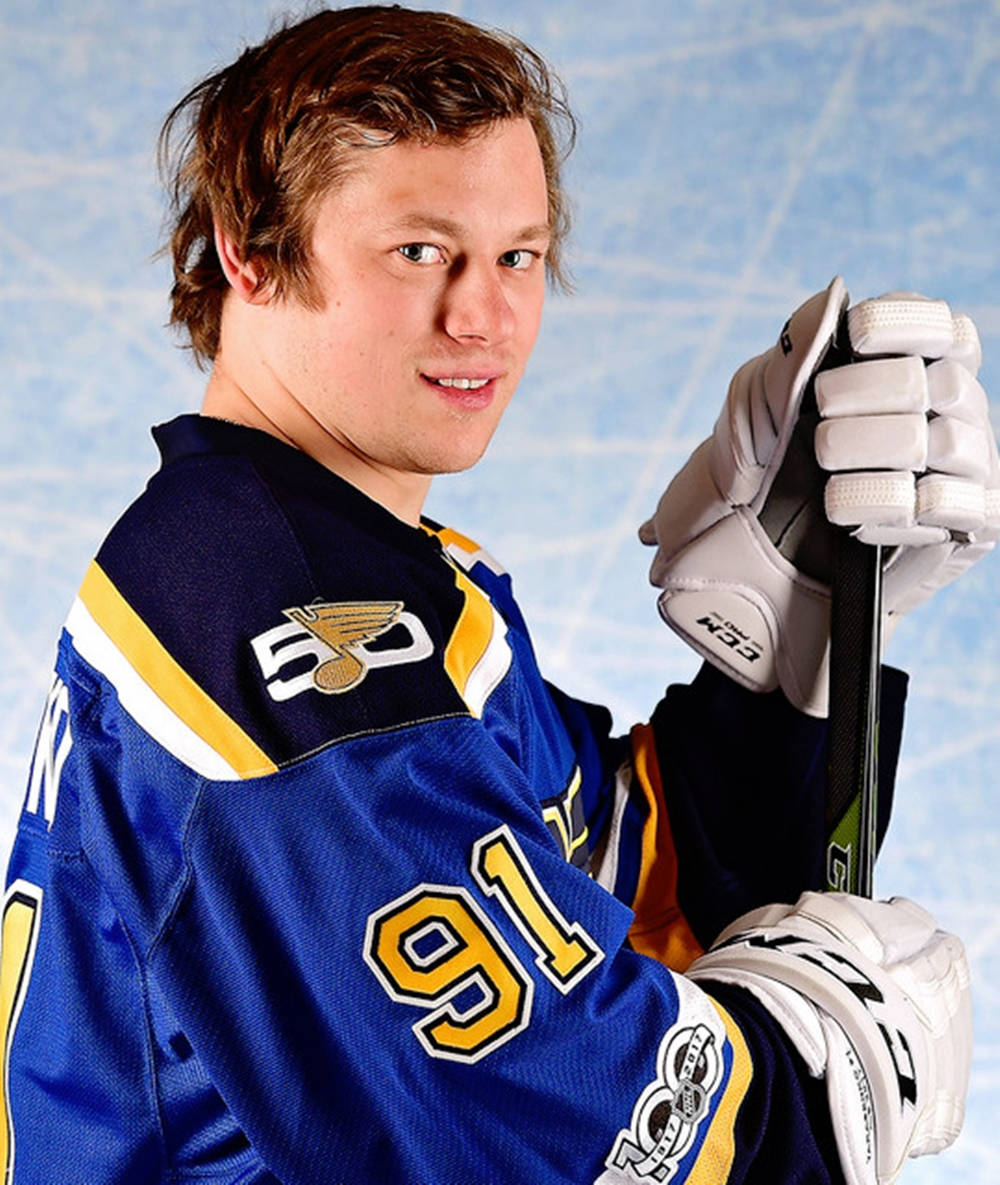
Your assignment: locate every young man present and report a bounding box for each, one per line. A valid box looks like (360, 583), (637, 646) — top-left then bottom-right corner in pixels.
(3, 7), (996, 1183)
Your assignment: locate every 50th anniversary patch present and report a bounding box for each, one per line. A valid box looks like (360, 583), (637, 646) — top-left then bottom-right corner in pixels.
(251, 601), (434, 701)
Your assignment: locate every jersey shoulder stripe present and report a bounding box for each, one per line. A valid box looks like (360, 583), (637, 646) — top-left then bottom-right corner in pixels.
(442, 562), (512, 719)
(70, 561), (276, 780)
(426, 523), (508, 576)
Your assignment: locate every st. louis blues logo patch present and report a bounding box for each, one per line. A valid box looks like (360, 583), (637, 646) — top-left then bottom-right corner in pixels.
(250, 601), (434, 702)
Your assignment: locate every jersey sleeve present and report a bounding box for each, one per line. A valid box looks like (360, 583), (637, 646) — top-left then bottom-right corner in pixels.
(8, 610), (857, 1184)
(6, 636), (848, 1184)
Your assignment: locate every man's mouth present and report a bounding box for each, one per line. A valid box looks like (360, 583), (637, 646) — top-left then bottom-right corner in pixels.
(427, 376), (492, 390)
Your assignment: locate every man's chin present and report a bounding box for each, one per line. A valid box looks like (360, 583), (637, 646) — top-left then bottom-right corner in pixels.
(412, 435), (499, 478)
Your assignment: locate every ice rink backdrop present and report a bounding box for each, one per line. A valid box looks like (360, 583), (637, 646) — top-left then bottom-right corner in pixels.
(2, 1), (997, 1177)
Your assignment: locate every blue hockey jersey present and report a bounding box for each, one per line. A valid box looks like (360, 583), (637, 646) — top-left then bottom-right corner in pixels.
(1, 415), (905, 1183)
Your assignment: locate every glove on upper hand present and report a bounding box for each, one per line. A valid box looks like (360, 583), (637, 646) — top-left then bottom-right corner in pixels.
(687, 892), (972, 1185)
(639, 276), (1000, 716)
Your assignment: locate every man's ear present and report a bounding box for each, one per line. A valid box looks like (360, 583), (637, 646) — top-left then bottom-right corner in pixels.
(214, 222), (269, 304)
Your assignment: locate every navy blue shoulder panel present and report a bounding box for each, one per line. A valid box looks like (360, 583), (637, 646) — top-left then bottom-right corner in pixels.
(95, 416), (470, 766)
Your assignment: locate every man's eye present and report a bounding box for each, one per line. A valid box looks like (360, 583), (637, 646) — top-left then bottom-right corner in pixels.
(397, 243), (443, 264)
(499, 249), (536, 271)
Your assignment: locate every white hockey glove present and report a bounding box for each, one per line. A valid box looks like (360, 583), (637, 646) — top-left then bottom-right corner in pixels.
(639, 276), (1000, 716)
(688, 892), (971, 1185)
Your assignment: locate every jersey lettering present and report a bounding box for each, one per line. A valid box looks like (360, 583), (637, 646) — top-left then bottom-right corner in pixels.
(364, 885), (532, 1062)
(0, 881), (43, 1180)
(25, 675), (72, 828)
(365, 829), (603, 1061)
(472, 825), (603, 993)
(541, 766), (590, 866)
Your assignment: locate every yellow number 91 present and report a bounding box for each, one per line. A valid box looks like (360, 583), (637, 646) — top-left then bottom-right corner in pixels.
(364, 826), (604, 1064)
(364, 884), (532, 1063)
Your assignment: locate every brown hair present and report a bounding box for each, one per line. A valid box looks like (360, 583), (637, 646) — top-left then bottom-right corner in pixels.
(159, 5), (576, 366)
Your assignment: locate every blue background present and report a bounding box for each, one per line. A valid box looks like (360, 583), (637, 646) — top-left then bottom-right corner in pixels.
(1, 3), (997, 1178)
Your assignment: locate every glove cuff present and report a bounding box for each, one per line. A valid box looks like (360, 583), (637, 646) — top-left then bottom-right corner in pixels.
(689, 892), (970, 1185)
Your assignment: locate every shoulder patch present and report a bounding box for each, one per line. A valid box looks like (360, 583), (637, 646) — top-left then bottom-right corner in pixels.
(251, 601), (434, 702)
(603, 986), (751, 1185)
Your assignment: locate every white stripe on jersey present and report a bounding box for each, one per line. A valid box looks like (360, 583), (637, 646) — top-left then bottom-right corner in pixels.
(464, 605), (512, 718)
(65, 597), (240, 781)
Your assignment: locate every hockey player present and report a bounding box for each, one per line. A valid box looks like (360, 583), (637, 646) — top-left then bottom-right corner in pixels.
(2, 7), (997, 1184)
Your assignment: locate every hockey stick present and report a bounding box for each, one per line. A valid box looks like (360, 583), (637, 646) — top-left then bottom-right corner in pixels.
(825, 533), (883, 896)
(757, 307), (885, 897)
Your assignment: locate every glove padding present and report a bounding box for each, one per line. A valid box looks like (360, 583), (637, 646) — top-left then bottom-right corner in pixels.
(688, 892), (971, 1185)
(639, 276), (1000, 716)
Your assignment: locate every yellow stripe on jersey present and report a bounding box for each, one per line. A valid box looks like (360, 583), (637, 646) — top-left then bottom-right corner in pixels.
(426, 524), (482, 557)
(686, 1003), (753, 1184)
(422, 524), (506, 576)
(443, 565), (494, 692)
(442, 564), (511, 718)
(420, 523), (511, 716)
(626, 722), (703, 972)
(78, 561), (277, 779)
(0, 881), (42, 1181)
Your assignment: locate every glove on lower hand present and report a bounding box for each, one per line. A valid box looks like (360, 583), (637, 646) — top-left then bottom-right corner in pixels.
(688, 892), (972, 1185)
(639, 276), (1000, 716)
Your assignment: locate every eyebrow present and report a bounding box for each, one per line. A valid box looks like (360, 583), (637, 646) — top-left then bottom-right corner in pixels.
(384, 213), (551, 242)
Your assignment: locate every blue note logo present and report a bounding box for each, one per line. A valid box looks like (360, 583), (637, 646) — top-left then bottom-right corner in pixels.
(251, 601), (433, 702)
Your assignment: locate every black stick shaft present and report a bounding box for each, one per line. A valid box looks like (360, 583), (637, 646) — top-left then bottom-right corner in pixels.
(826, 534), (883, 897)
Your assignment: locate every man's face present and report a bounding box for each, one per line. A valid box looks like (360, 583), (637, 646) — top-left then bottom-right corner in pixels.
(258, 117), (550, 511)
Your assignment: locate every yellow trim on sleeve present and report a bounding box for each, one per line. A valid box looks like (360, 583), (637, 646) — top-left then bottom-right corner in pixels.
(627, 722), (703, 972)
(426, 524), (483, 555)
(686, 1002), (753, 1184)
(442, 564), (495, 709)
(0, 883), (42, 1180)
(79, 561), (277, 778)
